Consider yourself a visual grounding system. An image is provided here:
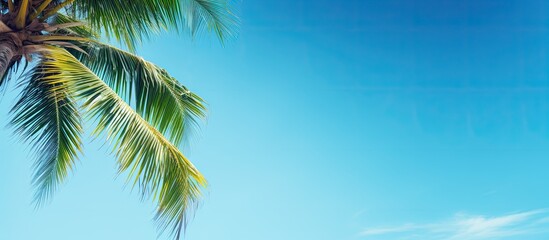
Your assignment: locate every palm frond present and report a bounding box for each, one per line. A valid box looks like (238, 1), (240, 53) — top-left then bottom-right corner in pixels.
(70, 0), (238, 50)
(0, 54), (26, 94)
(0, 60), (16, 91)
(49, 13), (99, 39)
(181, 0), (239, 41)
(69, 42), (205, 146)
(42, 47), (206, 239)
(10, 59), (83, 204)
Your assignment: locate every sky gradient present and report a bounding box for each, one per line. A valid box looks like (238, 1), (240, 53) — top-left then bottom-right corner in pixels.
(2, 1), (549, 239)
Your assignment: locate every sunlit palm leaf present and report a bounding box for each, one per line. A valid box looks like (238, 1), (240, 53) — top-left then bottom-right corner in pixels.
(10, 60), (83, 204)
(70, 42), (205, 146)
(42, 47), (206, 238)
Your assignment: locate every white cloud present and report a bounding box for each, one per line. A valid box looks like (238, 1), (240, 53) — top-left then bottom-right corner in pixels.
(360, 224), (422, 235)
(359, 209), (549, 240)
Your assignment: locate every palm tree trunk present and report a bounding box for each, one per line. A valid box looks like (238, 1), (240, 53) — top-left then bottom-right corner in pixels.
(0, 40), (17, 80)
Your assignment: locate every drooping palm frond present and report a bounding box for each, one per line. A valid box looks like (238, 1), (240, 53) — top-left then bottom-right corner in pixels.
(47, 15), (205, 146)
(69, 42), (206, 146)
(41, 46), (206, 238)
(69, 0), (238, 50)
(10, 60), (83, 204)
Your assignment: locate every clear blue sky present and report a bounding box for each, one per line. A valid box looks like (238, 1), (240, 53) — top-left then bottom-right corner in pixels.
(2, 1), (549, 239)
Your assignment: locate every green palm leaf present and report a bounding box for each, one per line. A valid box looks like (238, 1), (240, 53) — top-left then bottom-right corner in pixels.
(70, 42), (205, 146)
(50, 13), (99, 40)
(73, 43), (206, 145)
(180, 0), (239, 40)
(10, 60), (83, 204)
(41, 46), (206, 238)
(70, 0), (238, 50)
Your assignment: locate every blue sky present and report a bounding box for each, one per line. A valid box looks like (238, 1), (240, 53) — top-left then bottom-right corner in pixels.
(2, 0), (549, 239)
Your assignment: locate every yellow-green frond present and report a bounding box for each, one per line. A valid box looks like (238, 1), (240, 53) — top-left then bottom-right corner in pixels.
(41, 47), (206, 239)
(70, 42), (206, 146)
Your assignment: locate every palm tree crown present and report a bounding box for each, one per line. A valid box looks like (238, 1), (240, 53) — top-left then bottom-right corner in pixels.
(0, 0), (237, 238)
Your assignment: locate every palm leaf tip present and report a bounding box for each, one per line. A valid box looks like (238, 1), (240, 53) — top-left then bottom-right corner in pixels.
(182, 0), (240, 41)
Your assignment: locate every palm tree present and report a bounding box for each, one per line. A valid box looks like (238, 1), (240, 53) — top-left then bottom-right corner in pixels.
(0, 0), (237, 238)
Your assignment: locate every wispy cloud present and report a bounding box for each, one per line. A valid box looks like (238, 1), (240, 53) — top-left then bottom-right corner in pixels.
(359, 209), (549, 240)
